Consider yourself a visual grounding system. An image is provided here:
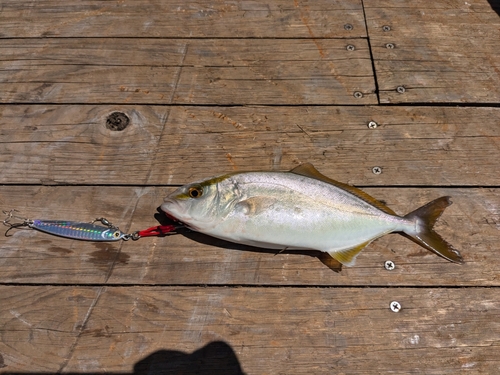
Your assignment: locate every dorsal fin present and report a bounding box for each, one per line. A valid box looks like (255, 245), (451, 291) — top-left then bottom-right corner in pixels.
(290, 163), (397, 215)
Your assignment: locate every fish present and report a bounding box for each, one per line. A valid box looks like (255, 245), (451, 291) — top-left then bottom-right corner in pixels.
(161, 163), (463, 266)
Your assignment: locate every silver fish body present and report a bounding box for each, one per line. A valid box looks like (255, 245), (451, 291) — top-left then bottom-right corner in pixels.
(161, 163), (462, 266)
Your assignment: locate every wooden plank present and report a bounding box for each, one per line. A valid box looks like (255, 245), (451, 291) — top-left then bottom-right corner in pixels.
(0, 0), (366, 38)
(0, 186), (498, 286)
(2, 286), (495, 373)
(0, 38), (376, 105)
(365, 0), (500, 103)
(0, 286), (100, 372)
(0, 105), (498, 186)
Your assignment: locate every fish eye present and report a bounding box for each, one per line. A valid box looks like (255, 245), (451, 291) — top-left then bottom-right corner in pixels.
(113, 231), (121, 238)
(188, 186), (203, 199)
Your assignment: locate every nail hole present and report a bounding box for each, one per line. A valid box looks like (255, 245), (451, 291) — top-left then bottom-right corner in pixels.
(346, 45), (356, 51)
(382, 25), (391, 32)
(353, 91), (363, 99)
(385, 43), (395, 49)
(106, 112), (130, 131)
(396, 86), (406, 94)
(344, 24), (353, 31)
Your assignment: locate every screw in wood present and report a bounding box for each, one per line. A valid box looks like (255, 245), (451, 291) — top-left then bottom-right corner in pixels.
(344, 24), (353, 31)
(346, 44), (356, 51)
(390, 301), (402, 312)
(368, 121), (378, 129)
(372, 166), (382, 175)
(382, 25), (391, 32)
(385, 43), (395, 49)
(353, 91), (363, 99)
(384, 260), (395, 270)
(396, 86), (406, 94)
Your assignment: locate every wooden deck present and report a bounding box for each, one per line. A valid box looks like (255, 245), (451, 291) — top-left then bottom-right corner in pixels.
(1, 1), (499, 373)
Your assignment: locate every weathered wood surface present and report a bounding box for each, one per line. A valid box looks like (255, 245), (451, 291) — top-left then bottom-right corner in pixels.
(365, 0), (500, 103)
(0, 286), (100, 372)
(1, 0), (499, 373)
(1, 285), (499, 373)
(0, 38), (376, 105)
(0, 0), (366, 38)
(1, 105), (498, 186)
(1, 186), (497, 286)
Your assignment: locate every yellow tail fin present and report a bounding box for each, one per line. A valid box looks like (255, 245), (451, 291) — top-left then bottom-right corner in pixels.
(402, 196), (463, 264)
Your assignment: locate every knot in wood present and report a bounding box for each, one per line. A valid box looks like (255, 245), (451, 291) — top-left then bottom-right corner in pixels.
(106, 112), (130, 131)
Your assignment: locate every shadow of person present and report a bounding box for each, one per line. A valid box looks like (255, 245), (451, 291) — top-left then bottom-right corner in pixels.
(487, 0), (500, 17)
(133, 341), (246, 375)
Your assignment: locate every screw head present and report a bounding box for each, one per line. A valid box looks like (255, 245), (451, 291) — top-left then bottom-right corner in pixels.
(372, 166), (382, 175)
(396, 86), (406, 93)
(382, 25), (391, 32)
(344, 24), (353, 31)
(390, 301), (402, 312)
(353, 91), (363, 99)
(385, 43), (395, 49)
(368, 121), (378, 129)
(346, 44), (356, 51)
(384, 260), (395, 270)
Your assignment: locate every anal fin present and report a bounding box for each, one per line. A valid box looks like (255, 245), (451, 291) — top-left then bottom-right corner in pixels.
(327, 240), (372, 267)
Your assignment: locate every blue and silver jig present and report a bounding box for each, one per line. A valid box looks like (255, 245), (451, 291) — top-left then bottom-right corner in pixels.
(2, 210), (135, 241)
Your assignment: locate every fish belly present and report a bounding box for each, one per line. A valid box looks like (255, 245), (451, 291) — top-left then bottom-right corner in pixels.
(211, 210), (399, 252)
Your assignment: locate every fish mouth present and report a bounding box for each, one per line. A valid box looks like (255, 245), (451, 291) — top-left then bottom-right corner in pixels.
(160, 199), (190, 228)
(163, 211), (185, 225)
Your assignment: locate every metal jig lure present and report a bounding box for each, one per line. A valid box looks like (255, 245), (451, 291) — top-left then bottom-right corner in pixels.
(2, 210), (179, 241)
(3, 210), (134, 241)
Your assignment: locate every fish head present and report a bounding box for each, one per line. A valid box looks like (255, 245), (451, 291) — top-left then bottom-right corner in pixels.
(161, 174), (239, 231)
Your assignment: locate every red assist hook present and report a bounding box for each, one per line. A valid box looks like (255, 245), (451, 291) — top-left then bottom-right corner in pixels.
(134, 224), (179, 239)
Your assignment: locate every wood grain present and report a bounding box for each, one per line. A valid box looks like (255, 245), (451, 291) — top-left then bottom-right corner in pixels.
(3, 286), (497, 373)
(1, 105), (498, 186)
(1, 0), (499, 373)
(0, 0), (366, 38)
(365, 0), (500, 103)
(0, 186), (497, 286)
(0, 38), (375, 105)
(0, 286), (100, 372)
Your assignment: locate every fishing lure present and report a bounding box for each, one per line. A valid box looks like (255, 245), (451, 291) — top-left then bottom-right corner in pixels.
(3, 210), (178, 241)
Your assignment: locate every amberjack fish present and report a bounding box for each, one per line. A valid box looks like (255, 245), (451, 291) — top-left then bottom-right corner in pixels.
(161, 163), (463, 266)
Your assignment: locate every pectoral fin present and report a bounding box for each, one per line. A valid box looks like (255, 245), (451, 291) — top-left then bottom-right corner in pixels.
(327, 240), (373, 267)
(235, 196), (277, 216)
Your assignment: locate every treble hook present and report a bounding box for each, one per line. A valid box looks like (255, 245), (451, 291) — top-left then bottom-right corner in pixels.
(2, 209), (33, 236)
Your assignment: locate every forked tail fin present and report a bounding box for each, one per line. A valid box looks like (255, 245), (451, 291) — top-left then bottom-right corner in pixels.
(402, 196), (463, 264)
